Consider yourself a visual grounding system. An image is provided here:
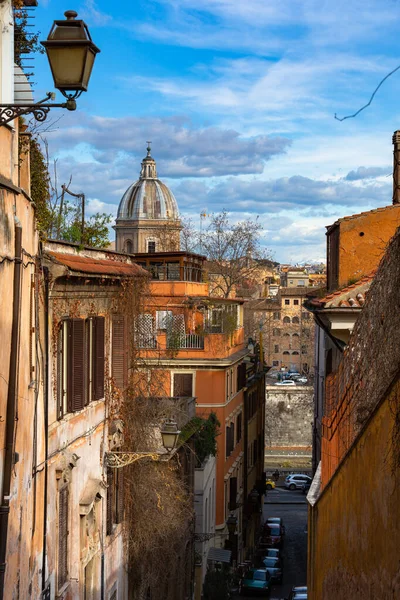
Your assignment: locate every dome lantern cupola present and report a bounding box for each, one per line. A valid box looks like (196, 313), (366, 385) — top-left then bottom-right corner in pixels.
(114, 144), (181, 254)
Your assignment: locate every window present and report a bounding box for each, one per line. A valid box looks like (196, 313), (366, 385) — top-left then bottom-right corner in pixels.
(125, 240), (133, 254)
(237, 363), (246, 391)
(284, 299), (290, 305)
(289, 280), (294, 285)
(236, 412), (242, 443)
(283, 351), (290, 355)
(173, 373), (193, 397)
(272, 360), (279, 367)
(292, 317), (299, 324)
(58, 486), (69, 590)
(272, 328), (280, 336)
(283, 316), (290, 324)
(303, 312), (310, 321)
(112, 315), (127, 391)
(292, 351), (299, 355)
(292, 333), (299, 338)
(148, 240), (156, 253)
(156, 310), (172, 330)
(273, 312), (280, 320)
(298, 280), (305, 286)
(294, 299), (299, 305)
(226, 423), (235, 457)
(228, 476), (238, 510)
(57, 317), (105, 419)
(107, 467), (124, 536)
(274, 345), (279, 353)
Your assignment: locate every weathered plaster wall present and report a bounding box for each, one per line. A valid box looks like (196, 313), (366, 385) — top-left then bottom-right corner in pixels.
(265, 386), (313, 447)
(308, 383), (400, 600)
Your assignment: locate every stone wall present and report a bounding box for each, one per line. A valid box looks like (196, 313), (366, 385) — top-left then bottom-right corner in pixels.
(265, 386), (313, 447)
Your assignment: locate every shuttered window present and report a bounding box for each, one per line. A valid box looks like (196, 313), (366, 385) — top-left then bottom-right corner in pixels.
(67, 319), (86, 412)
(93, 316), (105, 401)
(236, 412), (242, 443)
(106, 468), (113, 536)
(173, 373), (193, 397)
(57, 316), (106, 419)
(58, 486), (69, 590)
(237, 363), (246, 391)
(229, 476), (237, 510)
(116, 468), (124, 524)
(112, 315), (127, 391)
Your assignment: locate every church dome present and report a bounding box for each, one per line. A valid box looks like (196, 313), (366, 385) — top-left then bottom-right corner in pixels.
(117, 145), (179, 221)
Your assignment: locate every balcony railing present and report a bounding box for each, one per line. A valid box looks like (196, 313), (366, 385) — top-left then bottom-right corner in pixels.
(166, 333), (205, 350)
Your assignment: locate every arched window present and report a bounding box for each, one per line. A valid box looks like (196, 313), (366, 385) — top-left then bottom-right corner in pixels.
(283, 316), (290, 324)
(292, 316), (299, 324)
(125, 239), (133, 254)
(292, 333), (299, 337)
(292, 351), (299, 355)
(283, 333), (290, 337)
(283, 351), (290, 355)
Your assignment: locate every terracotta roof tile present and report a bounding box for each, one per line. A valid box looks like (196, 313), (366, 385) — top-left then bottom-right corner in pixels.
(48, 251), (146, 277)
(327, 204), (400, 230)
(312, 271), (376, 309)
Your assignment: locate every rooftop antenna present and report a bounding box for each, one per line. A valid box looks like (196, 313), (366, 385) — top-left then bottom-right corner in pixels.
(199, 210), (209, 253)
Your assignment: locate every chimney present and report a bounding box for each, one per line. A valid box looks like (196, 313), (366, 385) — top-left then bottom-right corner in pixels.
(392, 131), (400, 204)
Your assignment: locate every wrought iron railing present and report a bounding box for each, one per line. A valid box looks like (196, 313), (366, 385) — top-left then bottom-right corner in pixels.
(166, 333), (204, 350)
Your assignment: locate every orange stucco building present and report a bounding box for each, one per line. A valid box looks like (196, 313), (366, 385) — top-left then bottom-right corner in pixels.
(133, 250), (266, 561)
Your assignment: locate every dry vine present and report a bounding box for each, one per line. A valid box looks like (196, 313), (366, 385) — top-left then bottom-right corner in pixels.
(114, 275), (195, 600)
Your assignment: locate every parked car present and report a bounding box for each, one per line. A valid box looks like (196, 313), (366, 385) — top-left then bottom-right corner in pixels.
(260, 524), (283, 548)
(265, 479), (276, 491)
(262, 547), (281, 560)
(275, 379), (295, 386)
(266, 517), (285, 533)
(260, 556), (283, 584)
(285, 474), (312, 491)
(297, 377), (308, 384)
(287, 586), (308, 600)
(302, 481), (311, 494)
(288, 373), (301, 380)
(240, 568), (271, 596)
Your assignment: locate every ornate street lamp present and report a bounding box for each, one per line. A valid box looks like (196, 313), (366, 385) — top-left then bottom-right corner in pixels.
(226, 514), (238, 535)
(105, 419), (181, 469)
(160, 419), (181, 452)
(0, 10), (100, 127)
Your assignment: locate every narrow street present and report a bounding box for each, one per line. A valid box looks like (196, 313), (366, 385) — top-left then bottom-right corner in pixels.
(233, 485), (308, 599)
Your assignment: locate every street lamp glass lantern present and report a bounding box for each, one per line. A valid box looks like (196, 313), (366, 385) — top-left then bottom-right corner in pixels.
(160, 419), (180, 452)
(226, 514), (237, 535)
(41, 10), (100, 97)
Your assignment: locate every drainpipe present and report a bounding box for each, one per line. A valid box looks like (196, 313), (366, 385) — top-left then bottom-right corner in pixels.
(41, 265), (50, 596)
(0, 219), (22, 600)
(392, 130), (400, 205)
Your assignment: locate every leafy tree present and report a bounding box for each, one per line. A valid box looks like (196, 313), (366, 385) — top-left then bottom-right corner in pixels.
(28, 137), (112, 248)
(202, 210), (271, 298)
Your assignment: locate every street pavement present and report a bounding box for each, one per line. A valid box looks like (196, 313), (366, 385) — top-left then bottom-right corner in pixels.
(232, 486), (308, 599)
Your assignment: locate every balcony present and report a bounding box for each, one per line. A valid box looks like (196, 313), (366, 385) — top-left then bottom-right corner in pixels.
(167, 333), (205, 350)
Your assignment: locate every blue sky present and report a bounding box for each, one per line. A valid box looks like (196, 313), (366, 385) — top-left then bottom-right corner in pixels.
(32, 0), (400, 262)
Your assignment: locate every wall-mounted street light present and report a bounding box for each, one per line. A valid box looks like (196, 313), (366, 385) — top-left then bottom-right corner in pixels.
(0, 10), (100, 127)
(226, 514), (238, 535)
(105, 419), (181, 469)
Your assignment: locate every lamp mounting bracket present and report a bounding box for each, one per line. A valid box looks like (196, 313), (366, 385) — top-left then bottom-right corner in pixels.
(0, 92), (80, 127)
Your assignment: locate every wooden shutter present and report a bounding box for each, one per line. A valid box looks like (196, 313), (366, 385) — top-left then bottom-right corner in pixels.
(237, 362), (246, 391)
(93, 316), (105, 401)
(57, 325), (64, 419)
(116, 468), (124, 524)
(229, 476), (237, 510)
(112, 315), (127, 391)
(67, 319), (85, 412)
(106, 467), (113, 535)
(226, 425), (230, 457)
(58, 487), (69, 589)
(173, 373), (193, 397)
